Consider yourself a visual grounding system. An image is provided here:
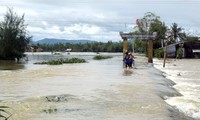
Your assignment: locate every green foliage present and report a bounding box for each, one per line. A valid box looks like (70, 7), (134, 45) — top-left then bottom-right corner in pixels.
(136, 12), (161, 34)
(0, 8), (31, 60)
(186, 36), (199, 41)
(149, 21), (167, 49)
(134, 38), (146, 53)
(176, 48), (183, 59)
(154, 49), (164, 58)
(34, 58), (86, 65)
(47, 60), (63, 65)
(171, 23), (186, 42)
(43, 108), (58, 114)
(135, 12), (167, 49)
(0, 106), (12, 120)
(93, 55), (112, 60)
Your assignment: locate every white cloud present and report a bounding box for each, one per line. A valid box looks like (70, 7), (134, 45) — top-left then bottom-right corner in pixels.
(0, 0), (200, 42)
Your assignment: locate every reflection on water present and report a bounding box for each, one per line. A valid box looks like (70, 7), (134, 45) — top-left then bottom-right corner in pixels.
(123, 69), (133, 76)
(0, 60), (25, 70)
(0, 52), (193, 120)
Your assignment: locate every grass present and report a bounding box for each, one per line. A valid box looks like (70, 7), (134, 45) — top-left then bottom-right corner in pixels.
(34, 58), (86, 65)
(93, 55), (112, 60)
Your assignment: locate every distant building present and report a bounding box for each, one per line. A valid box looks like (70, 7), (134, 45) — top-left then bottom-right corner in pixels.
(166, 41), (200, 58)
(36, 47), (43, 52)
(26, 46), (34, 52)
(66, 48), (72, 52)
(25, 46), (43, 52)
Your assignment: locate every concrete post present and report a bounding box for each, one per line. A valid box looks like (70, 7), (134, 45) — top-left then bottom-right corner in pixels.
(123, 37), (128, 55)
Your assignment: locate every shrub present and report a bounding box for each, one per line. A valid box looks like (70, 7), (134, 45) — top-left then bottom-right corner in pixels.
(176, 48), (183, 59)
(47, 60), (63, 65)
(154, 49), (164, 58)
(93, 55), (112, 60)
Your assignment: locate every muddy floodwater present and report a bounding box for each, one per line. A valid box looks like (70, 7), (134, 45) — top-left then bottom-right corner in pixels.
(0, 52), (196, 120)
(154, 58), (200, 120)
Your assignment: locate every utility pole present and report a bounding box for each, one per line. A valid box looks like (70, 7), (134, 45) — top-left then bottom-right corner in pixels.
(163, 29), (172, 68)
(163, 38), (168, 67)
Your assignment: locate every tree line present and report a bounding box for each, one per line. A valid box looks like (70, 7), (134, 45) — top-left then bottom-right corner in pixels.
(34, 41), (126, 52)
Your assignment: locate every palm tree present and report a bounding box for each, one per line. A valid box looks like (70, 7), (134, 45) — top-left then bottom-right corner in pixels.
(171, 23), (186, 43)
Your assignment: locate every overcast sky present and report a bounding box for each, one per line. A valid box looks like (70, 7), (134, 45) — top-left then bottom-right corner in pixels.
(0, 0), (200, 42)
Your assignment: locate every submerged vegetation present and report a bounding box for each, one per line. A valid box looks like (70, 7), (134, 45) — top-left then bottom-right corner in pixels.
(47, 60), (63, 65)
(34, 58), (86, 65)
(43, 108), (58, 114)
(61, 58), (86, 63)
(93, 55), (112, 60)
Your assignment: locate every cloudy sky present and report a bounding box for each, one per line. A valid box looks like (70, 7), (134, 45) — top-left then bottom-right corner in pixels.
(0, 0), (199, 42)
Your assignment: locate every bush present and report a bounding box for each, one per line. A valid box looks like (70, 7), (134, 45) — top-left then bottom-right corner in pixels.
(93, 55), (112, 60)
(176, 48), (183, 59)
(47, 60), (63, 65)
(154, 49), (164, 58)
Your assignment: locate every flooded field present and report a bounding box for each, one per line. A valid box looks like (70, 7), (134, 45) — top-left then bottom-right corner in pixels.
(0, 52), (195, 120)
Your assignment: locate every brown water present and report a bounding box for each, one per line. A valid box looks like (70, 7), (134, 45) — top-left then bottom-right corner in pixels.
(0, 52), (193, 120)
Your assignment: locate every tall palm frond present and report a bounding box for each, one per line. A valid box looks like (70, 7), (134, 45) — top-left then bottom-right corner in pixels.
(171, 23), (186, 43)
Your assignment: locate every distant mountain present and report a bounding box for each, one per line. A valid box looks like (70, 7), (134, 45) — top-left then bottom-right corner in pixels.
(32, 38), (96, 45)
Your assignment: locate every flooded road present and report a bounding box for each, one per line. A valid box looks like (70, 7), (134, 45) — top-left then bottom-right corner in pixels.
(0, 53), (193, 120)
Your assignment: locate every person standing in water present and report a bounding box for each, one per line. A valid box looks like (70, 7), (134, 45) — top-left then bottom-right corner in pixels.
(127, 52), (134, 68)
(124, 51), (129, 68)
(124, 51), (135, 69)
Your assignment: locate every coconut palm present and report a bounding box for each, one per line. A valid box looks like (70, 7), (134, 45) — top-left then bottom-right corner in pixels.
(0, 106), (12, 119)
(171, 23), (186, 43)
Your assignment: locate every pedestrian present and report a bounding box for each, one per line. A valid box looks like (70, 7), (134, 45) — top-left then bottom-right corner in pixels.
(124, 51), (129, 68)
(128, 52), (135, 68)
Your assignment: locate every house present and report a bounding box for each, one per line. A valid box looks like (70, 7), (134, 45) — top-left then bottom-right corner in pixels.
(166, 41), (200, 58)
(25, 46), (43, 52)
